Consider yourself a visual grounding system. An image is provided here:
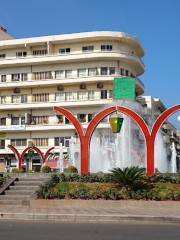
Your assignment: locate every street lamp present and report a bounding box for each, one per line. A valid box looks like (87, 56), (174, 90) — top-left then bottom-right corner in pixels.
(109, 112), (124, 133)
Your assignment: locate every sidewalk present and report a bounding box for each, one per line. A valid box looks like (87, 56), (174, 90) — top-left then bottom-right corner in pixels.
(0, 200), (180, 223)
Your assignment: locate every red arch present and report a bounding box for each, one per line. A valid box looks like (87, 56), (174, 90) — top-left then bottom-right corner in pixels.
(54, 105), (180, 176)
(8, 145), (54, 170)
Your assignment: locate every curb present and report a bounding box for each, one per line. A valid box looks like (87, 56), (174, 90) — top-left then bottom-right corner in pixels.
(0, 213), (180, 223)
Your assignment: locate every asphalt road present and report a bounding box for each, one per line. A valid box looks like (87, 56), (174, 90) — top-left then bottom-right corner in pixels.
(0, 221), (180, 240)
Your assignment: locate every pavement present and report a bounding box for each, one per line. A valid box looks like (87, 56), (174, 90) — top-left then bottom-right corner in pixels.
(0, 201), (180, 223)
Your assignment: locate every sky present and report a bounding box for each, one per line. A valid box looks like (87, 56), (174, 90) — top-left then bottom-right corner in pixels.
(0, 0), (180, 129)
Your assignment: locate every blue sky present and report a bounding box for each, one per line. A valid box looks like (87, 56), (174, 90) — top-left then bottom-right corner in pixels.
(1, 0), (180, 129)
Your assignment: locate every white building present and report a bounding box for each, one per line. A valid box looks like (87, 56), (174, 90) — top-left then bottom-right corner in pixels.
(0, 30), (146, 171)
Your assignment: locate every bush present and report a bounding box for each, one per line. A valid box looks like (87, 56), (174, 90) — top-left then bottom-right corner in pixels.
(66, 166), (78, 173)
(0, 176), (8, 187)
(11, 168), (23, 173)
(41, 165), (51, 173)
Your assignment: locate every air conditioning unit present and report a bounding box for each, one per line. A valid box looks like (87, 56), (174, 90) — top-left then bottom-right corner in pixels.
(57, 86), (63, 91)
(14, 88), (20, 93)
(97, 83), (103, 88)
(80, 84), (86, 89)
(7, 113), (12, 117)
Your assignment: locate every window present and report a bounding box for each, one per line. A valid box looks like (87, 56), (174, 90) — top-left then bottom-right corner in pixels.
(109, 90), (113, 99)
(88, 114), (94, 122)
(78, 92), (87, 100)
(78, 69), (86, 77)
(32, 71), (51, 80)
(54, 137), (70, 147)
(88, 68), (96, 76)
(56, 115), (64, 123)
(77, 114), (86, 123)
(1, 75), (6, 82)
(12, 74), (20, 81)
(11, 117), (19, 125)
(21, 117), (25, 125)
(33, 138), (48, 147)
(32, 93), (49, 102)
(33, 49), (47, 56)
(21, 95), (27, 103)
(101, 90), (107, 99)
(121, 68), (124, 75)
(65, 117), (70, 124)
(101, 45), (112, 51)
(55, 70), (64, 79)
(82, 46), (94, 52)
(125, 70), (129, 77)
(12, 95), (20, 103)
(21, 73), (28, 81)
(55, 93), (64, 101)
(65, 92), (73, 101)
(109, 67), (115, 75)
(16, 52), (27, 58)
(32, 116), (49, 124)
(101, 67), (108, 75)
(1, 96), (6, 104)
(88, 91), (94, 100)
(11, 139), (27, 147)
(0, 118), (6, 125)
(65, 70), (72, 78)
(0, 54), (5, 59)
(59, 48), (70, 54)
(0, 140), (5, 149)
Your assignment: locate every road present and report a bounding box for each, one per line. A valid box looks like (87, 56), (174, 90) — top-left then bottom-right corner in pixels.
(0, 221), (180, 240)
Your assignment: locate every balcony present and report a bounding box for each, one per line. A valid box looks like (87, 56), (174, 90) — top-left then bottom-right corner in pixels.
(0, 50), (144, 75)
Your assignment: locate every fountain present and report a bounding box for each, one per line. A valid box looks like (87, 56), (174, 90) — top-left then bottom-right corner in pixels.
(170, 142), (177, 173)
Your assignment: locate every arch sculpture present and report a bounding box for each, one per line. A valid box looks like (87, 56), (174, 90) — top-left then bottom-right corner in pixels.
(54, 104), (180, 176)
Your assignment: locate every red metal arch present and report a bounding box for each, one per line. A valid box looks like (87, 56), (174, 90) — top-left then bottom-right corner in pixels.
(8, 145), (54, 170)
(54, 105), (180, 176)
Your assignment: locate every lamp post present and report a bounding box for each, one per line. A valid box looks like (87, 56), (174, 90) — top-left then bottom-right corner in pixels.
(109, 112), (124, 133)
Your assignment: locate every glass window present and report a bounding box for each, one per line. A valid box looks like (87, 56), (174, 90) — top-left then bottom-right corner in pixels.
(65, 92), (73, 101)
(0, 54), (5, 59)
(12, 74), (20, 81)
(55, 93), (64, 101)
(33, 50), (47, 56)
(21, 73), (28, 81)
(101, 67), (108, 75)
(1, 96), (6, 104)
(125, 70), (129, 76)
(121, 68), (124, 75)
(78, 92), (87, 100)
(109, 67), (115, 75)
(65, 70), (72, 78)
(59, 48), (70, 54)
(55, 70), (64, 79)
(0, 140), (5, 149)
(109, 90), (113, 98)
(88, 114), (94, 122)
(78, 69), (86, 77)
(101, 90), (107, 99)
(0, 118), (6, 125)
(21, 117), (25, 125)
(88, 68), (96, 76)
(12, 117), (19, 125)
(12, 95), (20, 103)
(101, 45), (112, 51)
(77, 114), (86, 123)
(21, 95), (27, 103)
(1, 75), (6, 82)
(16, 52), (27, 57)
(82, 46), (94, 52)
(88, 91), (94, 100)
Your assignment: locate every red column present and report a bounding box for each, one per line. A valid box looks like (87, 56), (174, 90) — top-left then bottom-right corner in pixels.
(80, 136), (89, 174)
(146, 136), (155, 176)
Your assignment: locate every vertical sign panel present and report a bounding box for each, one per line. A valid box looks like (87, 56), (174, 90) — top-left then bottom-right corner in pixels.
(114, 78), (135, 99)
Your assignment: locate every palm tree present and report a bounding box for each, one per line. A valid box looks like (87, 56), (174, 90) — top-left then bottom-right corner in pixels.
(110, 166), (145, 191)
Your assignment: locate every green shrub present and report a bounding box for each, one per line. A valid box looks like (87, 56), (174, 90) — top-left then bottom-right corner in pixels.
(66, 166), (78, 173)
(0, 176), (7, 187)
(41, 165), (51, 173)
(11, 168), (23, 173)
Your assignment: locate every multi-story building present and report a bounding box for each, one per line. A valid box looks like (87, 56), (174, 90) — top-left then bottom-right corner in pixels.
(0, 30), (145, 172)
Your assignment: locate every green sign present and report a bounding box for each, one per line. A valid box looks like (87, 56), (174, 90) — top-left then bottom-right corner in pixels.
(113, 78), (135, 99)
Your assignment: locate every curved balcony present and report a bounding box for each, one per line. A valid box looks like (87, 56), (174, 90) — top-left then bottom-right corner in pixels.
(0, 51), (144, 75)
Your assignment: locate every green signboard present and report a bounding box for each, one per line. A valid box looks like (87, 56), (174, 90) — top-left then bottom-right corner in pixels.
(113, 78), (135, 99)
(0, 132), (6, 139)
